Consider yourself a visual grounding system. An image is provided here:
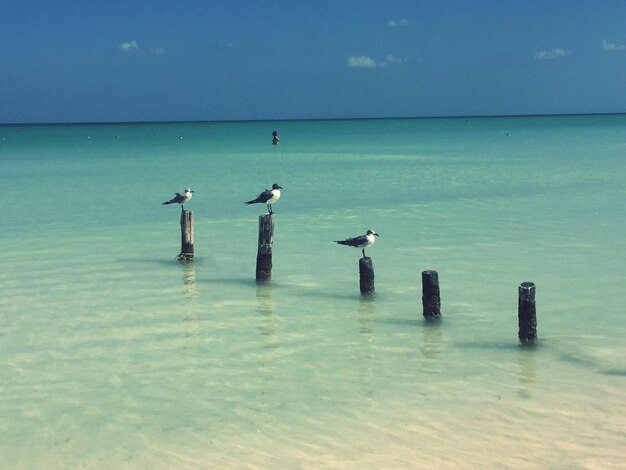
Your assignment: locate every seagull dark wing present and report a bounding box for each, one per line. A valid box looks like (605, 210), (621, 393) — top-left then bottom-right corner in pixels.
(336, 234), (368, 247)
(350, 235), (369, 247)
(256, 189), (273, 203)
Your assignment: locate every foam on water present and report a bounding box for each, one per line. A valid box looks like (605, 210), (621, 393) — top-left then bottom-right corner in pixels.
(1, 116), (625, 468)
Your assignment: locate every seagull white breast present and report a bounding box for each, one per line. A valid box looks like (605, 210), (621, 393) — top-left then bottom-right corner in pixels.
(268, 189), (281, 204)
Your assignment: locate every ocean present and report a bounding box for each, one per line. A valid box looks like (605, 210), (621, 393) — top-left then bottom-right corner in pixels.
(1, 115), (625, 468)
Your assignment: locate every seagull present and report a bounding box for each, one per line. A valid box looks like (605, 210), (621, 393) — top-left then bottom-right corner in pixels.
(162, 188), (194, 210)
(245, 183), (283, 214)
(335, 229), (379, 258)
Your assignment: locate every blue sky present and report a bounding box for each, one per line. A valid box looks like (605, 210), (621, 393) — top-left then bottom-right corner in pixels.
(2, 0), (625, 123)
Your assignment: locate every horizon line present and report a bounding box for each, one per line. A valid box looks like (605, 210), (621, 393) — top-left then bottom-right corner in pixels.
(1, 111), (625, 127)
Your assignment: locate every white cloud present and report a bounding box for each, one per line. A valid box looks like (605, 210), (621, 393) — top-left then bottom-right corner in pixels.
(119, 40), (140, 52)
(602, 39), (626, 51)
(347, 54), (409, 68)
(534, 48), (573, 60)
(347, 55), (379, 68)
(387, 19), (410, 27)
(385, 55), (409, 64)
(119, 41), (165, 55)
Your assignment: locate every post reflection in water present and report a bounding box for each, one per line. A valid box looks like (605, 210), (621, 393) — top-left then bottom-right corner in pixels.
(256, 283), (279, 351)
(255, 283), (281, 390)
(357, 297), (376, 336)
(419, 321), (443, 374)
(180, 261), (197, 302)
(354, 298), (377, 395)
(179, 262), (198, 338)
(516, 345), (538, 399)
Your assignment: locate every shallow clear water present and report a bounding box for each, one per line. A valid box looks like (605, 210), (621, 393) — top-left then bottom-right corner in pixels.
(1, 116), (625, 468)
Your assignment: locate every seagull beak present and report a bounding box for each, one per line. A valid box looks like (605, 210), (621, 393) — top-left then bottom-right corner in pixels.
(374, 233), (379, 236)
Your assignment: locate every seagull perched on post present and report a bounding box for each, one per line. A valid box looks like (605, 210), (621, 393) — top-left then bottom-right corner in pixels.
(335, 230), (379, 258)
(162, 188), (193, 210)
(244, 183), (283, 214)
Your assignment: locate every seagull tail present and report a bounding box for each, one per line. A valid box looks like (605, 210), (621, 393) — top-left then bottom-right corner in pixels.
(162, 201), (172, 205)
(244, 199), (258, 205)
(335, 240), (349, 246)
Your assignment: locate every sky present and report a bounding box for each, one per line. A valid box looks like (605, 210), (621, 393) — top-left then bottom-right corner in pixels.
(2, 0), (626, 123)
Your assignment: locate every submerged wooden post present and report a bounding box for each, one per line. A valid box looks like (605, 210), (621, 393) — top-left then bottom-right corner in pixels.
(422, 270), (441, 320)
(359, 257), (375, 295)
(177, 209), (194, 261)
(256, 214), (274, 281)
(518, 282), (537, 344)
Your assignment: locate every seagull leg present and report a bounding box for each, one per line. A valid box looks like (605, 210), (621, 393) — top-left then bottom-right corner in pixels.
(362, 249), (366, 258)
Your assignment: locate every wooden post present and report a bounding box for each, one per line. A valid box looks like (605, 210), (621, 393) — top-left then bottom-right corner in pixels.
(518, 282), (537, 344)
(422, 270), (441, 320)
(256, 214), (274, 281)
(177, 209), (194, 261)
(359, 257), (375, 295)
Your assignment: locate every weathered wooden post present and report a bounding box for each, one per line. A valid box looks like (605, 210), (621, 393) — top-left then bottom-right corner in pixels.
(422, 270), (441, 320)
(177, 209), (194, 261)
(359, 257), (375, 295)
(256, 214), (274, 281)
(518, 282), (537, 344)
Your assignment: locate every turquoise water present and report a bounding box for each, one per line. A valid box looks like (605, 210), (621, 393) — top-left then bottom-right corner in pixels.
(1, 116), (625, 468)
